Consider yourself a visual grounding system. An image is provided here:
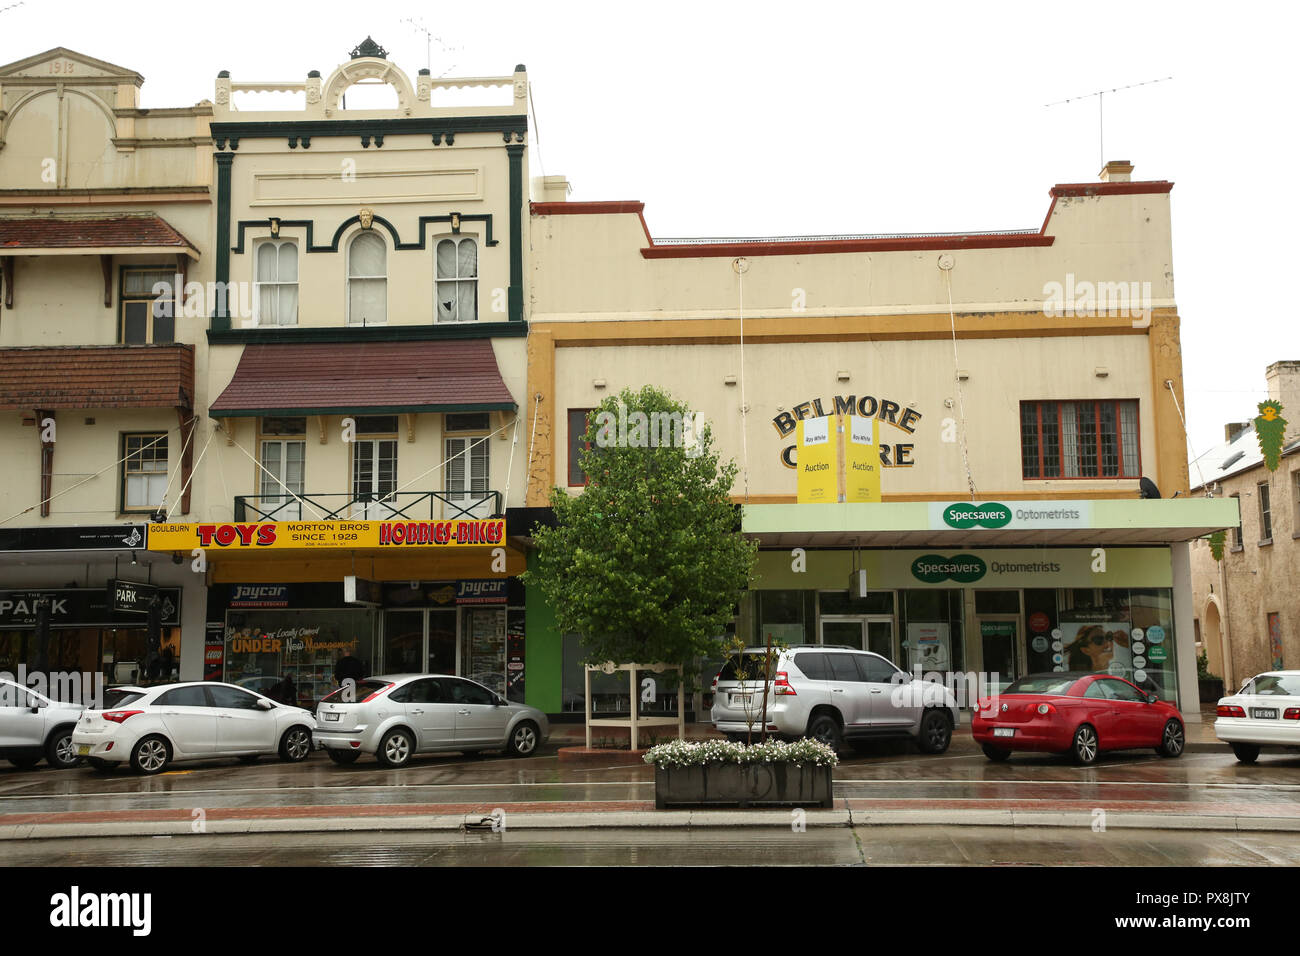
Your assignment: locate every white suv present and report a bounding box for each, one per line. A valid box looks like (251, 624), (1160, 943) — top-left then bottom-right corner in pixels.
(711, 645), (959, 754)
(0, 678), (86, 770)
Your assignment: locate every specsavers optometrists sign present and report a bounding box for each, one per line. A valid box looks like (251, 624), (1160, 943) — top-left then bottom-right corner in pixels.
(148, 519), (506, 552)
(929, 501), (1093, 530)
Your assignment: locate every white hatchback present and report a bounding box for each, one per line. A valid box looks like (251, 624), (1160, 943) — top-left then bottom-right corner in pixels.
(1215, 671), (1300, 763)
(72, 681), (316, 775)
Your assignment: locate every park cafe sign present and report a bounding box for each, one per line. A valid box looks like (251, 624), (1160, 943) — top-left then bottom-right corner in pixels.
(147, 518), (506, 552)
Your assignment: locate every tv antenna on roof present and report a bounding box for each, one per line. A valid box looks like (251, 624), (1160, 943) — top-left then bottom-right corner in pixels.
(401, 17), (460, 77)
(1045, 76), (1173, 170)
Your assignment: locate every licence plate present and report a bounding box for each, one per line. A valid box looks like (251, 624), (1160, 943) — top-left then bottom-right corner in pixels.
(1251, 708), (1278, 720)
(993, 728), (1015, 738)
(731, 694), (751, 706)
(77, 744), (90, 755)
(323, 712), (340, 721)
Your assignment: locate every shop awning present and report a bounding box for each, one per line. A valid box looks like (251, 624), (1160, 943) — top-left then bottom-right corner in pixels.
(741, 498), (1241, 548)
(0, 215), (200, 258)
(208, 339), (517, 418)
(0, 344), (194, 410)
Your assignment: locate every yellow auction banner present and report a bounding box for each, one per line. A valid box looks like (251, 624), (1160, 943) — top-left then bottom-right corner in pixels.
(148, 518), (506, 552)
(796, 415), (837, 503)
(845, 414), (882, 502)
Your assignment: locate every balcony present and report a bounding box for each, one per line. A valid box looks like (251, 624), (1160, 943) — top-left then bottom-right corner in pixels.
(233, 490), (502, 523)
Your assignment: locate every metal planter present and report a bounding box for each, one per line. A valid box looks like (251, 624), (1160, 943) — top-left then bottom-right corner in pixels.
(654, 762), (833, 809)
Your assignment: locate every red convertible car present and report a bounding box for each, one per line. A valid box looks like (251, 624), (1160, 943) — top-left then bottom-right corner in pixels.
(972, 671), (1185, 765)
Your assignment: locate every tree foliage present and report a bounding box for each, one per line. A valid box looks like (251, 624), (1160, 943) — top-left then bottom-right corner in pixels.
(522, 385), (756, 667)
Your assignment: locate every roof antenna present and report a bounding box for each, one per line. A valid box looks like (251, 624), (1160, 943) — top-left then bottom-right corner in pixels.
(1045, 77), (1173, 169)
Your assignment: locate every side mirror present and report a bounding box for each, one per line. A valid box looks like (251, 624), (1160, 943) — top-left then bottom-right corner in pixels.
(493, 694), (506, 707)
(256, 698), (275, 710)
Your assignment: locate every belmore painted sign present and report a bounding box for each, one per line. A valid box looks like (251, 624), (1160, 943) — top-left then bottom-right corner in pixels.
(148, 519), (506, 552)
(773, 394), (922, 468)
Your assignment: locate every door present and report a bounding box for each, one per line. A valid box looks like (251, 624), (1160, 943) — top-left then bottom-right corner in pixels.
(460, 608), (506, 697)
(382, 610), (423, 675)
(154, 685), (218, 755)
(866, 618), (895, 663)
(391, 677), (456, 750)
(445, 435), (491, 518)
(446, 677), (510, 747)
(352, 438), (398, 518)
(979, 617), (1020, 694)
(820, 618), (864, 650)
(0, 681), (46, 751)
(427, 609), (457, 674)
(823, 652), (872, 732)
(259, 439), (304, 520)
(208, 684), (277, 753)
(1103, 677), (1163, 747)
(858, 653), (913, 729)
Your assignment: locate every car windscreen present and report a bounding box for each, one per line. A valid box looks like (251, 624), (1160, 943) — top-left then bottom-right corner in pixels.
(715, 653), (777, 683)
(1251, 675), (1300, 697)
(320, 680), (390, 703)
(1003, 676), (1079, 696)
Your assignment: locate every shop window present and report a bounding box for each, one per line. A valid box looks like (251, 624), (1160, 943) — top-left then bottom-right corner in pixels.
(817, 590), (894, 616)
(974, 590), (1020, 615)
(254, 240), (299, 326)
(347, 232), (387, 326)
(568, 408), (594, 487)
(901, 590), (964, 673)
(120, 267), (176, 344)
(435, 237), (478, 322)
(1230, 494), (1243, 550)
(1258, 481), (1273, 543)
(1020, 400), (1139, 479)
(121, 433), (168, 512)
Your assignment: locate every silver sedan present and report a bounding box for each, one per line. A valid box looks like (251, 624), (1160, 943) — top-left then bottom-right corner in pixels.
(312, 673), (550, 768)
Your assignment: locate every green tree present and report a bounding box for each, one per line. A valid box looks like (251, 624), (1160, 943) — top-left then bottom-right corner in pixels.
(522, 385), (756, 668)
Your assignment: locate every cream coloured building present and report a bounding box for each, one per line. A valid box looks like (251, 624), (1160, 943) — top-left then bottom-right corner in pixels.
(524, 163), (1238, 718)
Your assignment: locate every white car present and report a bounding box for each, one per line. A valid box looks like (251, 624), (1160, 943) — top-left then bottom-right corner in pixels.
(72, 681), (316, 775)
(0, 678), (87, 770)
(1215, 671), (1300, 763)
(313, 673), (550, 768)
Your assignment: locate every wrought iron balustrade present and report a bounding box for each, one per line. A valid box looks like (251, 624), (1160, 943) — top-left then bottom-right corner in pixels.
(233, 490), (502, 522)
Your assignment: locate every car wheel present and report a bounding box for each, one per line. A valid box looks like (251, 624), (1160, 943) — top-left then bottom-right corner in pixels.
(1071, 724), (1099, 766)
(506, 720), (540, 757)
(87, 757), (116, 772)
(278, 726), (312, 763)
(917, 709), (953, 754)
(326, 749), (360, 765)
(7, 756), (40, 770)
(1231, 742), (1260, 764)
(1156, 719), (1185, 758)
(806, 713), (842, 753)
(981, 744), (1012, 762)
(130, 735), (171, 775)
(376, 728), (414, 768)
(45, 727), (81, 769)
(237, 755), (260, 764)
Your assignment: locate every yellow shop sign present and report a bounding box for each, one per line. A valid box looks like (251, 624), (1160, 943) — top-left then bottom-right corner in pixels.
(148, 519), (506, 552)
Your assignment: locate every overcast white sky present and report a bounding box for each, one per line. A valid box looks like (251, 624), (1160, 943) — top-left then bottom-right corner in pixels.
(4, 0), (1294, 464)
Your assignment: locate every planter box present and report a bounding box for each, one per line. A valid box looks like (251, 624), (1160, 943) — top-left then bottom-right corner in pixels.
(654, 763), (833, 809)
(1198, 677), (1225, 703)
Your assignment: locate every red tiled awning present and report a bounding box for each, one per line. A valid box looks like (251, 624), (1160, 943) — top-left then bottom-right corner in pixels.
(0, 345), (194, 410)
(209, 340), (516, 418)
(0, 215), (199, 258)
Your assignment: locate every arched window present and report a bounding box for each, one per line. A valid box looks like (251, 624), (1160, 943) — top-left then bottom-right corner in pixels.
(436, 237), (477, 322)
(348, 232), (387, 326)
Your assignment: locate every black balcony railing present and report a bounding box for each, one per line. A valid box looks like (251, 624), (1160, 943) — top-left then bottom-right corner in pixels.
(233, 490), (502, 522)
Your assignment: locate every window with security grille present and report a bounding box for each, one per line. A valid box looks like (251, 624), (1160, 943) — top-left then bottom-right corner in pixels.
(122, 433), (168, 511)
(1020, 400), (1140, 479)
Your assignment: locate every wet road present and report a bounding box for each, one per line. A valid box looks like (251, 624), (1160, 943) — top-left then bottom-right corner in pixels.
(1, 744), (1297, 817)
(8, 825), (1300, 867)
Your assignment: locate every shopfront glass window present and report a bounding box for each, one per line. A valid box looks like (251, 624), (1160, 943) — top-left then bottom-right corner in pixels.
(755, 590), (816, 646)
(1058, 588), (1176, 701)
(225, 609), (376, 710)
(901, 590), (964, 674)
(817, 590), (894, 616)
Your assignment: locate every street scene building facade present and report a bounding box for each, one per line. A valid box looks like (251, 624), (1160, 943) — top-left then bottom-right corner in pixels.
(0, 43), (1239, 721)
(1189, 360), (1299, 691)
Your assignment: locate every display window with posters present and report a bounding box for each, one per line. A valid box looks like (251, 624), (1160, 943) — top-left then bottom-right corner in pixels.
(1056, 588), (1176, 700)
(224, 608), (377, 710)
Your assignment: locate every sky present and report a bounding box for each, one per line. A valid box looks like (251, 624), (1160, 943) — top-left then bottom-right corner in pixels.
(2, 0), (1294, 462)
